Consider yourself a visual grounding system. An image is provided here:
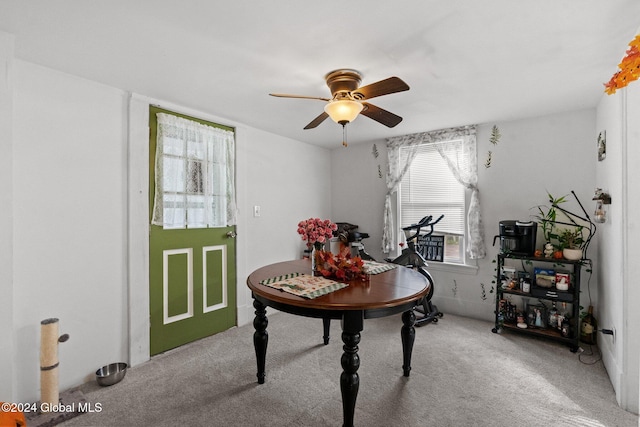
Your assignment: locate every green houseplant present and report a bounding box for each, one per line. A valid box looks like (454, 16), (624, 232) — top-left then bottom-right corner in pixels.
(558, 227), (584, 260)
(534, 192), (568, 256)
(532, 190), (596, 261)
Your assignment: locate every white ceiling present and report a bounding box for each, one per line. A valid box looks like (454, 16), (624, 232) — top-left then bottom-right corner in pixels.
(2, 0), (639, 148)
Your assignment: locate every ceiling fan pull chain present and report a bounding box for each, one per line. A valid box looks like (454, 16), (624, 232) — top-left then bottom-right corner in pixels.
(342, 124), (348, 147)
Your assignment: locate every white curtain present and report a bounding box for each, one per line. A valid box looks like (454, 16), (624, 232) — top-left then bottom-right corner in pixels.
(383, 125), (486, 259)
(382, 137), (420, 253)
(152, 113), (236, 228)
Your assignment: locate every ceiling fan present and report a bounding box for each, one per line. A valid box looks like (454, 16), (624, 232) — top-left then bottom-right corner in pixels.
(270, 69), (410, 142)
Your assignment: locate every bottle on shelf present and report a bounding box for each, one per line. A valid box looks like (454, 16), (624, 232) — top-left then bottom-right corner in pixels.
(558, 302), (568, 326)
(580, 305), (597, 344)
(559, 302), (571, 337)
(548, 302), (558, 330)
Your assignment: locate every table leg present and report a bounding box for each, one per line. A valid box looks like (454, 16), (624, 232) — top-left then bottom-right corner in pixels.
(253, 299), (268, 384)
(401, 309), (416, 377)
(323, 317), (331, 345)
(340, 311), (363, 427)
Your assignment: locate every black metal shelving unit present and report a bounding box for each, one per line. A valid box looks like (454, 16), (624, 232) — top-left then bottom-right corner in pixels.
(492, 253), (585, 352)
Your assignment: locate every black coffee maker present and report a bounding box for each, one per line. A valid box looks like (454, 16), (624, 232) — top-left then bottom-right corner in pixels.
(493, 220), (537, 255)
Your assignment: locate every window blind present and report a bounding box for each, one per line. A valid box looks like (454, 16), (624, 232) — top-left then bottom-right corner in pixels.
(399, 141), (466, 235)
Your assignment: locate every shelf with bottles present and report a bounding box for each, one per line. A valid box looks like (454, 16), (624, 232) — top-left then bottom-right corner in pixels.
(495, 254), (583, 302)
(495, 297), (576, 339)
(493, 253), (585, 352)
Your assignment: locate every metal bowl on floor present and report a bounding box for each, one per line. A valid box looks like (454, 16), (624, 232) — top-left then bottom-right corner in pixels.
(96, 362), (127, 386)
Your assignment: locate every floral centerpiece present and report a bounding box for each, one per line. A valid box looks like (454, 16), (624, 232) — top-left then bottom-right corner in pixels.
(297, 217), (337, 250)
(315, 247), (367, 281)
(297, 218), (366, 280)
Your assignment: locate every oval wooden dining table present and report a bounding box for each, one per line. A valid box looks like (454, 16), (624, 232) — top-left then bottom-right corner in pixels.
(246, 258), (430, 427)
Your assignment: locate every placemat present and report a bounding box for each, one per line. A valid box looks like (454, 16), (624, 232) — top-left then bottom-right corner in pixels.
(260, 273), (348, 299)
(363, 260), (397, 275)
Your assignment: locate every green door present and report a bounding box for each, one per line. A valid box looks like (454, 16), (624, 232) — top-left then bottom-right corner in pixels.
(149, 106), (237, 355)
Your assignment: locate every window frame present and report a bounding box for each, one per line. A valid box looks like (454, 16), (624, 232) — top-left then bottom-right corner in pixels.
(393, 143), (478, 274)
(150, 106), (236, 230)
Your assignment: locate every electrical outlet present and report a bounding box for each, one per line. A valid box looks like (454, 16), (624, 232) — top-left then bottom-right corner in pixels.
(601, 327), (616, 343)
(253, 205), (261, 217)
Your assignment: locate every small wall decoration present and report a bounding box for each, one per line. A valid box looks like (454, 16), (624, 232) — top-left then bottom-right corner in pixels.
(372, 143), (383, 179)
(597, 130), (606, 161)
(484, 125), (501, 168)
(480, 283), (487, 301)
(484, 150), (493, 168)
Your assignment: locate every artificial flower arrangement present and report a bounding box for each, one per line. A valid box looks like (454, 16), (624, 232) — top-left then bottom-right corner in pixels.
(315, 246), (367, 281)
(297, 218), (367, 281)
(297, 217), (338, 249)
(604, 34), (640, 95)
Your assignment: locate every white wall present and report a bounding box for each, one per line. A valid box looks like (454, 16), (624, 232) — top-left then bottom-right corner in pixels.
(240, 127), (332, 273)
(470, 110), (598, 319)
(331, 110), (598, 321)
(331, 140), (388, 260)
(596, 83), (640, 413)
(0, 31), (15, 400)
(235, 124), (333, 326)
(12, 60), (129, 402)
(9, 60), (332, 403)
(595, 88), (625, 406)
(623, 83), (640, 414)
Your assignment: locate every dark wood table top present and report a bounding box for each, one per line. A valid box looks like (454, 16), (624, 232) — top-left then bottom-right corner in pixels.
(247, 259), (430, 313)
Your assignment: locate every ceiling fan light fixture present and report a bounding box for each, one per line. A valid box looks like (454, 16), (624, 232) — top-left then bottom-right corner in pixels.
(324, 99), (363, 125)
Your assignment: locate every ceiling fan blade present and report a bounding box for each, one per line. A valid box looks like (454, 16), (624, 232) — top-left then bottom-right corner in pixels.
(304, 111), (329, 129)
(352, 77), (409, 100)
(270, 93), (331, 102)
(360, 102), (403, 128)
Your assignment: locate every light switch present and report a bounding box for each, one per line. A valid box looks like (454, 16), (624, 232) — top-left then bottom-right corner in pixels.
(254, 205), (261, 217)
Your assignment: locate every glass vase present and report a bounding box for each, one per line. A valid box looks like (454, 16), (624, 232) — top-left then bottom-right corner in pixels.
(311, 243), (324, 276)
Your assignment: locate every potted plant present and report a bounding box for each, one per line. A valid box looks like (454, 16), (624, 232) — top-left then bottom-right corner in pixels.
(558, 227), (584, 260)
(533, 193), (567, 257)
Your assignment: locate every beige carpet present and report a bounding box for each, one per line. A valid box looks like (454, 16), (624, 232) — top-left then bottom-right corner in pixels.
(61, 311), (638, 426)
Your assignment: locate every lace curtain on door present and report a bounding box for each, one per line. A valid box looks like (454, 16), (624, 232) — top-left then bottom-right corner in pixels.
(383, 124), (486, 259)
(152, 113), (236, 228)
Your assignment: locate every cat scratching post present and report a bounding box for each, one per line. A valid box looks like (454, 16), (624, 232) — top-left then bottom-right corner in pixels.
(40, 318), (69, 411)
(26, 318), (85, 426)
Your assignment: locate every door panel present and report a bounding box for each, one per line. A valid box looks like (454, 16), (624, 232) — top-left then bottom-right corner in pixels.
(149, 106), (236, 355)
(203, 245), (227, 312)
(164, 249), (192, 322)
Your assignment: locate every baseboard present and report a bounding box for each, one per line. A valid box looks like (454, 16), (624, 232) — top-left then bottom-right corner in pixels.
(434, 295), (495, 322)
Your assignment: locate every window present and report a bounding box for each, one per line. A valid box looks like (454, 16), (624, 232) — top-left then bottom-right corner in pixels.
(399, 140), (466, 263)
(383, 125), (484, 261)
(151, 112), (236, 229)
